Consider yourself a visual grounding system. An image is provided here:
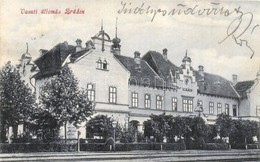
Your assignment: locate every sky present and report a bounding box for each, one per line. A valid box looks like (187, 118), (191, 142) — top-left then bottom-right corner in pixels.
(0, 0), (260, 82)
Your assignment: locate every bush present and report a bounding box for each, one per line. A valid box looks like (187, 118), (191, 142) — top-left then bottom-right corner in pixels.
(247, 144), (259, 149)
(231, 143), (259, 149)
(0, 143), (77, 153)
(185, 137), (205, 150)
(80, 143), (105, 151)
(203, 143), (229, 150)
(80, 142), (185, 151)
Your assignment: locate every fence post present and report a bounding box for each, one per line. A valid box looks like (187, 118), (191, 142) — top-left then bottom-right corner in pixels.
(77, 131), (81, 152)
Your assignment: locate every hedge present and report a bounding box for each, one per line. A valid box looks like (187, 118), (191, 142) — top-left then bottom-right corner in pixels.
(231, 143), (259, 149)
(0, 143), (77, 153)
(80, 142), (186, 151)
(203, 143), (229, 150)
(1, 142), (235, 153)
(0, 142), (185, 153)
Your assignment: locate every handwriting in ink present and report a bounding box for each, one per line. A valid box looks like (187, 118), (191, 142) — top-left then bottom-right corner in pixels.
(218, 9), (258, 59)
(118, 2), (239, 22)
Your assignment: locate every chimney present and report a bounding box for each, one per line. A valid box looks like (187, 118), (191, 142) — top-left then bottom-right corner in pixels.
(198, 65), (204, 81)
(75, 39), (82, 52)
(163, 48), (168, 61)
(232, 74), (237, 85)
(134, 51), (141, 70)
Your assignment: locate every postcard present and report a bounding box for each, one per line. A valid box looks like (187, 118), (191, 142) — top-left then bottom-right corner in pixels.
(0, 0), (259, 161)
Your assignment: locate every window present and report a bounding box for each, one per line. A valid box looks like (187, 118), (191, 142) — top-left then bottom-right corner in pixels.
(97, 59), (102, 69)
(103, 60), (107, 70)
(185, 78), (189, 85)
(97, 59), (108, 70)
(144, 94), (151, 109)
(233, 105), (237, 116)
(87, 83), (95, 101)
(109, 87), (117, 103)
(256, 106), (260, 116)
(217, 103), (222, 114)
(132, 92), (138, 107)
(172, 97), (177, 111)
(183, 98), (193, 112)
(156, 95), (163, 109)
(209, 102), (214, 114)
(225, 104), (229, 115)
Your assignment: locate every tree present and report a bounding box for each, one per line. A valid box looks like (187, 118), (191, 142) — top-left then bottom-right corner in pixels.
(190, 117), (210, 139)
(86, 115), (113, 139)
(0, 61), (35, 141)
(28, 108), (61, 142)
(172, 116), (192, 140)
(39, 65), (93, 143)
(215, 113), (234, 138)
(86, 115), (122, 141)
(144, 113), (173, 142)
(231, 119), (258, 144)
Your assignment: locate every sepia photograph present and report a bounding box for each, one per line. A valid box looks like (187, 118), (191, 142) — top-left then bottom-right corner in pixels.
(0, 0), (260, 161)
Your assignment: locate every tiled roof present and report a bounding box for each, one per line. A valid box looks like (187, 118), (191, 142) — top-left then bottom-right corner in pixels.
(33, 42), (76, 79)
(194, 71), (239, 98)
(142, 51), (179, 78)
(114, 54), (163, 88)
(142, 51), (239, 99)
(234, 80), (255, 98)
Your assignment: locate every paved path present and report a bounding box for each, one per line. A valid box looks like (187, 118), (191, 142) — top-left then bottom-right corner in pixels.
(0, 149), (260, 161)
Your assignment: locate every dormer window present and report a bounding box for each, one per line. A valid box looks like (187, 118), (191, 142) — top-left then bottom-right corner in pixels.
(97, 59), (102, 69)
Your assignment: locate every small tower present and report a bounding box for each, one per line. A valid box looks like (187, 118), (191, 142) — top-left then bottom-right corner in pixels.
(91, 20), (112, 52)
(17, 43), (34, 85)
(182, 50), (191, 66)
(179, 50), (196, 84)
(19, 43), (32, 69)
(111, 18), (121, 55)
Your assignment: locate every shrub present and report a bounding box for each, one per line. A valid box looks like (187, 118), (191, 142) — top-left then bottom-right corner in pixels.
(203, 143), (229, 150)
(0, 143), (77, 153)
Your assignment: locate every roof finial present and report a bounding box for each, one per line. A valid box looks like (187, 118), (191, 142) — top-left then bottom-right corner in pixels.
(101, 19), (103, 31)
(185, 50), (188, 57)
(115, 17), (118, 38)
(26, 43), (28, 53)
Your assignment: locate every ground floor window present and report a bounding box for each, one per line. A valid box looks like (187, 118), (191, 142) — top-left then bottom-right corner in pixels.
(172, 97), (177, 111)
(144, 94), (151, 109)
(256, 105), (260, 116)
(209, 102), (214, 114)
(132, 92), (138, 107)
(233, 105), (237, 116)
(87, 83), (95, 101)
(156, 95), (163, 109)
(109, 86), (117, 103)
(225, 104), (229, 115)
(183, 98), (193, 112)
(217, 103), (222, 114)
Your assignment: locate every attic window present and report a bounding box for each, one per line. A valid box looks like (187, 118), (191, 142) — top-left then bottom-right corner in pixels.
(97, 59), (102, 69)
(96, 58), (109, 71)
(103, 60), (107, 70)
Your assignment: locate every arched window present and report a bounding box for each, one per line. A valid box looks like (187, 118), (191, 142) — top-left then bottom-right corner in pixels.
(97, 59), (102, 69)
(103, 60), (107, 70)
(185, 78), (189, 85)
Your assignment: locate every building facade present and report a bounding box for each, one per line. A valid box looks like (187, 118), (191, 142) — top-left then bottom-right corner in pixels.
(16, 26), (260, 138)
